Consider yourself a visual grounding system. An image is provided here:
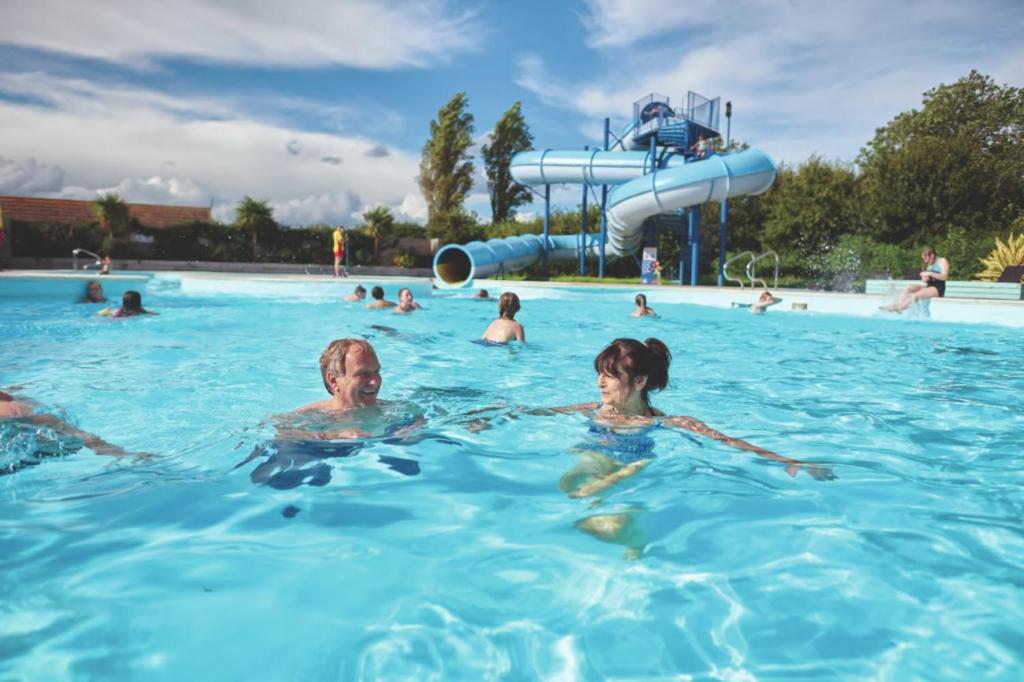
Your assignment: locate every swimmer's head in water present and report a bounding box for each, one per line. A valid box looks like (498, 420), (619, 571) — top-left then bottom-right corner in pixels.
(319, 338), (381, 405)
(477, 289), (489, 299)
(594, 338), (671, 410)
(371, 286), (385, 300)
(635, 293), (647, 308)
(498, 292), (520, 319)
(759, 290), (774, 303)
(121, 290), (143, 313)
(398, 288), (413, 304)
(354, 285), (366, 298)
(84, 280), (104, 301)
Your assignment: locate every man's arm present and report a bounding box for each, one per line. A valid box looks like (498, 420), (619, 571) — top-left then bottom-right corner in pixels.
(26, 414), (128, 457)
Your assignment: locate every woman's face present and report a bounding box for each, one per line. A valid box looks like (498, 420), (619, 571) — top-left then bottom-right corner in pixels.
(922, 251), (936, 266)
(596, 369), (646, 410)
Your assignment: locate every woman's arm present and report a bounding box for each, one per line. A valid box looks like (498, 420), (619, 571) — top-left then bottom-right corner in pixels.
(515, 323), (525, 342)
(27, 414), (128, 457)
(664, 415), (835, 480)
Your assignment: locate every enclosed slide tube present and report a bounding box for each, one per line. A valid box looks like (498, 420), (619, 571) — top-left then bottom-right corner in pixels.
(431, 148), (775, 286)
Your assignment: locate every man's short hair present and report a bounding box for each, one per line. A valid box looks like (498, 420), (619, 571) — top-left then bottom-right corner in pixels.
(354, 285), (366, 294)
(319, 338), (374, 393)
(371, 286), (384, 300)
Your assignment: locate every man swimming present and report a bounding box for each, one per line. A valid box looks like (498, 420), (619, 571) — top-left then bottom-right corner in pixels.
(344, 285), (366, 302)
(366, 286), (397, 309)
(393, 287), (422, 314)
(240, 339), (422, 488)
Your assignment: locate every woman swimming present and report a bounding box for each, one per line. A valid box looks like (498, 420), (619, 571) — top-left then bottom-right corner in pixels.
(481, 292), (525, 343)
(631, 293), (656, 317)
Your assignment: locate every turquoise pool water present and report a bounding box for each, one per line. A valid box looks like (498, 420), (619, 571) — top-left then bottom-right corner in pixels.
(2, 276), (1022, 679)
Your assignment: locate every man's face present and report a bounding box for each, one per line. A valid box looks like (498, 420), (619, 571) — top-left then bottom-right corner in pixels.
(400, 289), (413, 305)
(330, 345), (381, 407)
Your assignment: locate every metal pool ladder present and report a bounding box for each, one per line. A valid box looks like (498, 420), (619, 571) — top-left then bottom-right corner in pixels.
(721, 250), (779, 288)
(746, 250), (779, 290)
(72, 248), (102, 271)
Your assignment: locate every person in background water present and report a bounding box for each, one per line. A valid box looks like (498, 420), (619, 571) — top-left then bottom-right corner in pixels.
(631, 293), (656, 317)
(475, 289), (490, 299)
(332, 225), (348, 278)
(366, 286), (397, 309)
(751, 290), (781, 314)
(104, 290), (156, 318)
(79, 280), (107, 303)
(345, 285), (366, 302)
(882, 246), (949, 313)
(99, 255), (112, 275)
(394, 287), (422, 314)
(553, 338), (834, 558)
(481, 292), (525, 343)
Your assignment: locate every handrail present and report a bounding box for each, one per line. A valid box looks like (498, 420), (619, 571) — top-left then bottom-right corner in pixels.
(722, 250), (754, 288)
(72, 248), (101, 271)
(746, 250), (779, 290)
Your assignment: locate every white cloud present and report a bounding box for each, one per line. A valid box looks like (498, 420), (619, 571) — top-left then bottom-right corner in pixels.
(526, 0), (1024, 164)
(0, 0), (481, 69)
(0, 156), (65, 194)
(0, 72), (423, 225)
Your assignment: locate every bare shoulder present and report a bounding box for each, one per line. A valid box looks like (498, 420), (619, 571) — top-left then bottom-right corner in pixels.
(552, 402), (599, 414)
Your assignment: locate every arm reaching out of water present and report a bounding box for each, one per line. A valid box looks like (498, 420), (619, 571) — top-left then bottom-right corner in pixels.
(663, 415), (835, 480)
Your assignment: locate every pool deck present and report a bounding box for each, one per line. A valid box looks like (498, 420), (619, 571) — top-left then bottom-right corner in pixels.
(3, 269), (1022, 327)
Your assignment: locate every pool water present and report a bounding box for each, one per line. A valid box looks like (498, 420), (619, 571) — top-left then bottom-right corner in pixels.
(2, 276), (1022, 679)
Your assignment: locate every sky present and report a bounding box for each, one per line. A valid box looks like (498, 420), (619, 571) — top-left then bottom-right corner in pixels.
(0, 0), (1021, 227)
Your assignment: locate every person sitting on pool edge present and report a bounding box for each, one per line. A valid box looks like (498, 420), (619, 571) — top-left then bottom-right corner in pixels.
(79, 280), (107, 303)
(366, 286), (397, 309)
(393, 287), (422, 314)
(344, 285), (366, 302)
(751, 290), (781, 314)
(481, 292), (525, 343)
(882, 246), (949, 313)
(631, 293), (656, 317)
(102, 290), (156, 317)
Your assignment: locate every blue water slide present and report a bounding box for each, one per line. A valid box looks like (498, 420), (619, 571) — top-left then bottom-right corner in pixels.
(431, 147), (775, 286)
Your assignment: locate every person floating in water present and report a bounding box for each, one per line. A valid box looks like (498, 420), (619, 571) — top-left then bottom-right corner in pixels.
(240, 339), (422, 488)
(631, 293), (656, 317)
(79, 280), (107, 303)
(751, 290), (781, 314)
(881, 246), (949, 313)
(102, 290), (157, 317)
(366, 286), (397, 309)
(1, 390), (138, 475)
(552, 338), (833, 557)
(393, 287), (422, 314)
(475, 288), (490, 299)
(481, 292), (525, 343)
(344, 285), (366, 302)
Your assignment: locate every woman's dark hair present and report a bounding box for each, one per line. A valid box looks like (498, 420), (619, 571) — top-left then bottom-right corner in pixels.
(371, 286), (384, 300)
(498, 292), (520, 319)
(634, 293), (647, 308)
(354, 285), (366, 295)
(121, 290), (144, 314)
(594, 338), (671, 407)
(83, 280), (105, 302)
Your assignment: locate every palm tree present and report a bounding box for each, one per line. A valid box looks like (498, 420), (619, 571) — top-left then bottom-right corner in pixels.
(362, 206), (395, 263)
(234, 196), (276, 261)
(91, 193), (130, 256)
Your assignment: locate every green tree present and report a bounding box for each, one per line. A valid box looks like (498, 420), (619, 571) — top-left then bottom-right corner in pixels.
(761, 157), (864, 257)
(482, 101), (534, 223)
(362, 206), (395, 263)
(420, 92), (475, 237)
(91, 193), (130, 256)
(234, 196), (277, 262)
(858, 71), (1024, 246)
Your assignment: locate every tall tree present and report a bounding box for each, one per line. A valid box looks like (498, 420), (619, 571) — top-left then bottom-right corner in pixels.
(362, 206), (395, 263)
(482, 101), (534, 223)
(857, 71), (1024, 246)
(234, 196), (276, 261)
(419, 92), (475, 235)
(92, 193), (130, 256)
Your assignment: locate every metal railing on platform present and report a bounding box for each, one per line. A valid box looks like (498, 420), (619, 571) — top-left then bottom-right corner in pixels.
(721, 250), (779, 289)
(72, 248), (102, 271)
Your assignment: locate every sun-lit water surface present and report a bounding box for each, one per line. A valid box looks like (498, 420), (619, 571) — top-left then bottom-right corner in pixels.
(2, 277), (1022, 680)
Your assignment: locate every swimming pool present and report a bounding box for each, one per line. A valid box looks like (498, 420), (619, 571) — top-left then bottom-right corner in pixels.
(2, 274), (1022, 679)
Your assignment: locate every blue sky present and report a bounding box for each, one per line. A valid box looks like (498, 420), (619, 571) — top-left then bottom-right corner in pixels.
(0, 0), (1021, 226)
